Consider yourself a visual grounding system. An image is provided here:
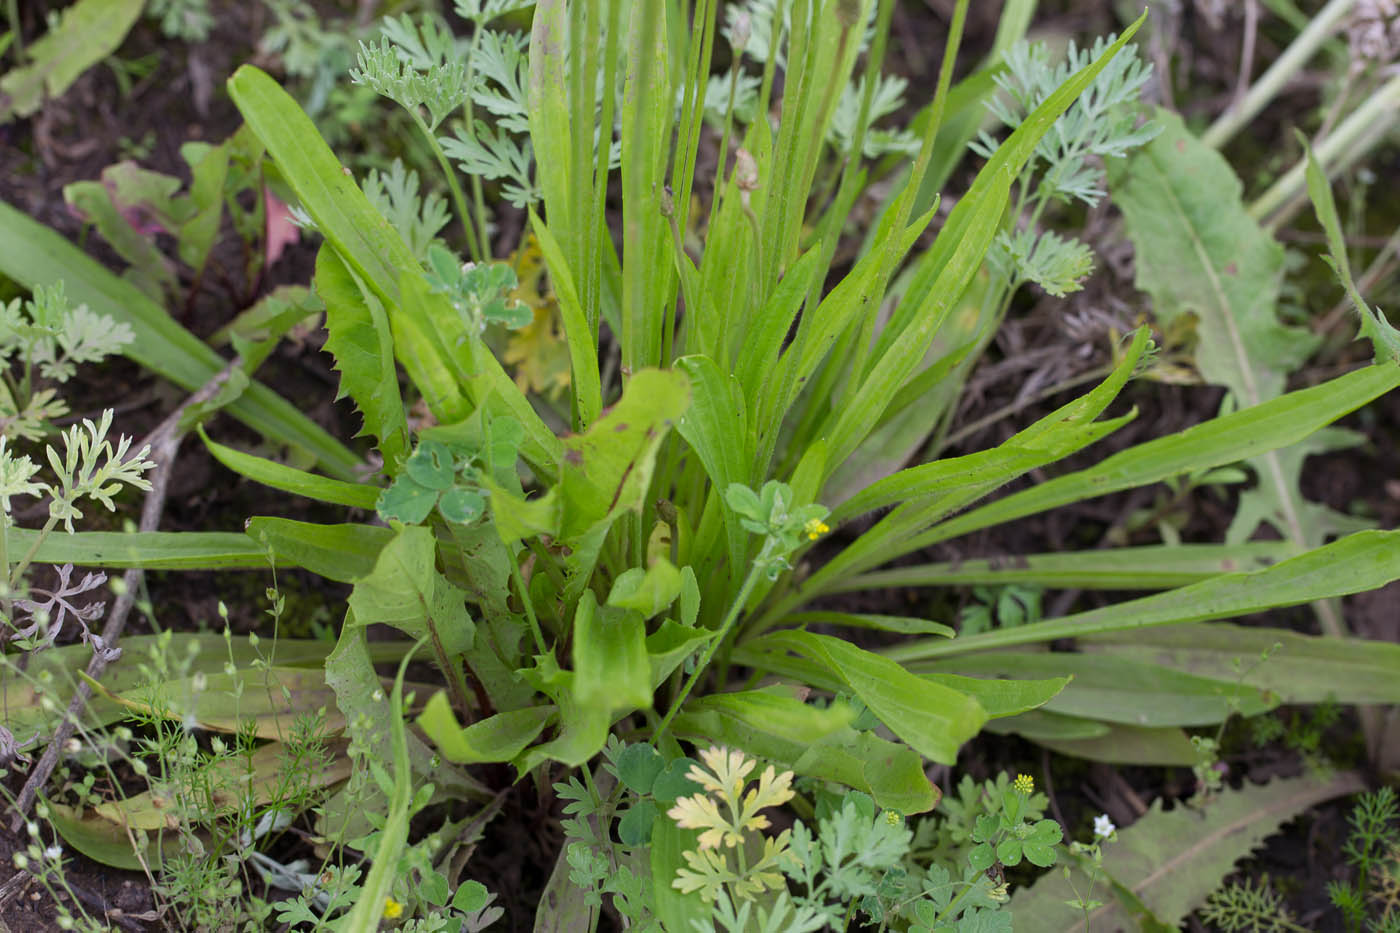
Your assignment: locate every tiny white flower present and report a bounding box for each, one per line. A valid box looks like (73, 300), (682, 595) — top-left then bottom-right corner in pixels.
(43, 844), (62, 862)
(1093, 814), (1116, 839)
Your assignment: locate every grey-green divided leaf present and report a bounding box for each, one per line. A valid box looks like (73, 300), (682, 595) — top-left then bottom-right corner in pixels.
(671, 690), (938, 814)
(0, 0), (144, 121)
(1082, 623), (1400, 706)
(752, 630), (987, 765)
(1010, 772), (1366, 932)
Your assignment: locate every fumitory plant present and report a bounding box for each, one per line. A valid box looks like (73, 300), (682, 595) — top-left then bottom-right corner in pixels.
(2, 0), (1400, 927)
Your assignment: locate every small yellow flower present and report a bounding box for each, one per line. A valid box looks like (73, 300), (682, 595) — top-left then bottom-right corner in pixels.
(383, 897), (404, 920)
(804, 518), (830, 540)
(885, 809), (903, 826)
(1013, 773), (1034, 795)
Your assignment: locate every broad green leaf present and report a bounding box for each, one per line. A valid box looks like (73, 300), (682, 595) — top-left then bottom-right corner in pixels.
(615, 743), (665, 795)
(671, 690), (938, 814)
(645, 621), (714, 688)
(89, 666), (351, 740)
(553, 369), (690, 594)
(229, 65), (560, 471)
(650, 815), (707, 933)
(0, 201), (361, 480)
(1010, 771), (1366, 932)
(347, 525), (475, 655)
(47, 802), (162, 871)
(4, 528), (265, 571)
(415, 692), (555, 765)
(516, 654), (612, 770)
(607, 558), (684, 619)
(915, 653), (1275, 726)
(1082, 623), (1400, 705)
(93, 739), (351, 832)
(572, 592), (651, 713)
(835, 542), (1295, 593)
(0, 0), (144, 121)
(315, 245), (410, 469)
(752, 630), (986, 765)
(245, 518), (393, 583)
(887, 529), (1400, 662)
(1111, 109), (1357, 561)
(982, 709), (1108, 742)
(325, 610), (489, 803)
(178, 139), (230, 275)
(199, 427), (380, 510)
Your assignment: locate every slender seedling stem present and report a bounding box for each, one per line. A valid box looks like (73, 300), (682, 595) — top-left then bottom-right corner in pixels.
(650, 551), (769, 747)
(1202, 0), (1359, 149)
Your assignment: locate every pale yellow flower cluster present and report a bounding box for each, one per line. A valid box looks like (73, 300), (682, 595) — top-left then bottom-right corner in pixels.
(667, 745), (795, 850)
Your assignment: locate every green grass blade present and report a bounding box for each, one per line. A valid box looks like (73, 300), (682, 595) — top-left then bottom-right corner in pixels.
(832, 542), (1296, 592)
(199, 426), (380, 510)
(3, 529), (266, 570)
(0, 200), (361, 480)
(922, 362), (1400, 549)
(886, 529), (1400, 663)
(1083, 622), (1400, 705)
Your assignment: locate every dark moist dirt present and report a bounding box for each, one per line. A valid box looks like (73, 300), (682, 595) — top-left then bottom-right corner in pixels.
(2, 1), (1397, 930)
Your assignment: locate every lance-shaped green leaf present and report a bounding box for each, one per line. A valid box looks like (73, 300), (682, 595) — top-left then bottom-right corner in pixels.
(0, 0), (144, 121)
(3, 528), (265, 571)
(751, 630), (986, 765)
(1010, 771), (1366, 932)
(415, 692), (555, 765)
(245, 518), (392, 583)
(914, 652), (1275, 727)
(315, 246), (410, 469)
(199, 427), (381, 510)
(671, 690), (938, 814)
(886, 529), (1400, 663)
(607, 558), (684, 619)
(1082, 622), (1400, 706)
(832, 542), (1296, 593)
